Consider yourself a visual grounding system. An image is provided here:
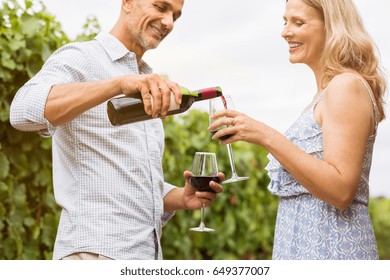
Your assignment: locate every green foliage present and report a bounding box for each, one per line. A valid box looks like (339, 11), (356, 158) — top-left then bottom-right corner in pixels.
(74, 15), (101, 42)
(1, 0), (389, 260)
(369, 198), (390, 260)
(0, 0), (99, 259)
(0, 0), (67, 260)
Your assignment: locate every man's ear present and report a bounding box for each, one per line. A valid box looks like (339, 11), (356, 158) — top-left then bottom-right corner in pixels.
(122, 0), (134, 13)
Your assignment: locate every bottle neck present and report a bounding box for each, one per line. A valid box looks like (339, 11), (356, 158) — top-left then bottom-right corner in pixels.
(182, 86), (222, 101)
(181, 87), (199, 97)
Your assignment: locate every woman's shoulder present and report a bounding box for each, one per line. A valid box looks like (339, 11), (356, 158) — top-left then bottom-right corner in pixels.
(329, 72), (365, 87)
(326, 72), (370, 100)
(323, 72), (375, 125)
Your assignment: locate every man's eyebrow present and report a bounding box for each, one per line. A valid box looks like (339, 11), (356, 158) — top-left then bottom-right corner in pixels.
(158, 0), (183, 20)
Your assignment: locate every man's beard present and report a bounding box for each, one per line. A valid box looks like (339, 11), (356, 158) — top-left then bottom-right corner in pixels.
(139, 34), (161, 51)
(131, 27), (161, 52)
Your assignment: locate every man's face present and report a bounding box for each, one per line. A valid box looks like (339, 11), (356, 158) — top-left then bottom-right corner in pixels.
(126, 0), (184, 52)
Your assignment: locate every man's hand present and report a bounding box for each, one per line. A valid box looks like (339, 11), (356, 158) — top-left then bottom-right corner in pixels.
(121, 73), (182, 118)
(183, 170), (224, 210)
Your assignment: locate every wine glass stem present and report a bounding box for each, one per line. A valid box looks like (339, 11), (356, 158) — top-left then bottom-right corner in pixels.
(226, 144), (238, 177)
(199, 206), (206, 229)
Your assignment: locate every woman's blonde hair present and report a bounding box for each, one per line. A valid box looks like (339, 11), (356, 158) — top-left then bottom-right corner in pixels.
(291, 0), (387, 121)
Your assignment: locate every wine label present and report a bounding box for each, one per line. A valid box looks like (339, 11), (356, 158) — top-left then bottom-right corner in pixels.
(149, 92), (180, 112)
(168, 92), (180, 111)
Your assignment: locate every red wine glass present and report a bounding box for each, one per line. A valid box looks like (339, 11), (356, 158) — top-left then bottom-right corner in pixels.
(209, 95), (249, 184)
(189, 152), (219, 232)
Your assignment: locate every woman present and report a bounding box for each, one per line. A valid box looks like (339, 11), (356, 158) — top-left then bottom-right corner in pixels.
(209, 0), (386, 259)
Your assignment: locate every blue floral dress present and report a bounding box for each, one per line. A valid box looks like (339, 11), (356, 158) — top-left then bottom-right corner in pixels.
(265, 78), (379, 260)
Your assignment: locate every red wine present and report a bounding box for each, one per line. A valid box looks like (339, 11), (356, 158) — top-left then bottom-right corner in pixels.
(211, 130), (234, 141)
(189, 176), (220, 193)
(221, 95), (228, 109)
(107, 86), (222, 126)
(210, 95), (233, 140)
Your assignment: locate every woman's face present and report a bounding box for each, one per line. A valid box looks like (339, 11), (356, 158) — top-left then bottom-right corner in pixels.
(281, 0), (325, 71)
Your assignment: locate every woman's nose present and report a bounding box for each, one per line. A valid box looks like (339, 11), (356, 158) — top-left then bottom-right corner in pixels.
(281, 25), (292, 39)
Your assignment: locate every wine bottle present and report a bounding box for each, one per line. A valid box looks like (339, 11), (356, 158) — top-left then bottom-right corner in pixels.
(107, 86), (222, 125)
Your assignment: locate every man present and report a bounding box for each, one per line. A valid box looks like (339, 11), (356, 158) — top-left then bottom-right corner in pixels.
(10, 0), (223, 260)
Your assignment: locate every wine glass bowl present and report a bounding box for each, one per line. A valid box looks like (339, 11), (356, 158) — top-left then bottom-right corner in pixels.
(189, 152), (219, 232)
(209, 96), (249, 184)
(189, 176), (219, 193)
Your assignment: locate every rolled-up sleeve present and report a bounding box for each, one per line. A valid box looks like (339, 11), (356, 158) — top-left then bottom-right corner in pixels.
(161, 182), (177, 225)
(10, 81), (56, 136)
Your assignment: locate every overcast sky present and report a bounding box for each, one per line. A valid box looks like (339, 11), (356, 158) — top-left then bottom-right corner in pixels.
(40, 0), (390, 198)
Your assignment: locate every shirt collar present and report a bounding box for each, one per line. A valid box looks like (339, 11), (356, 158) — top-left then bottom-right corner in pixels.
(95, 32), (131, 61)
(94, 32), (152, 74)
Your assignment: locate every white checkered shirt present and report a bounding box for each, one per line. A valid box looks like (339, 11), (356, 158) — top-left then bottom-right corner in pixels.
(10, 32), (176, 260)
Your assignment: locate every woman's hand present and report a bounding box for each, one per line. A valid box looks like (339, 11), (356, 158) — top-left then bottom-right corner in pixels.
(208, 109), (269, 146)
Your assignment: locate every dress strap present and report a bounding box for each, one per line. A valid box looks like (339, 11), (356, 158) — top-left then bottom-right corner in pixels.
(312, 87), (328, 107)
(301, 87), (328, 115)
(344, 73), (379, 131)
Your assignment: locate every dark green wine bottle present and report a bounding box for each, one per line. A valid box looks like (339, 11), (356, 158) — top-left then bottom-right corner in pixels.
(107, 86), (222, 126)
